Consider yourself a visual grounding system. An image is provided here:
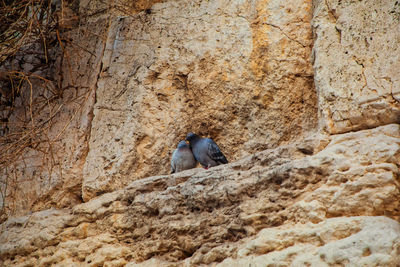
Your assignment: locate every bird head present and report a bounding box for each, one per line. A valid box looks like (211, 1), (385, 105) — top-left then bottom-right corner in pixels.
(177, 140), (188, 148)
(186, 132), (198, 142)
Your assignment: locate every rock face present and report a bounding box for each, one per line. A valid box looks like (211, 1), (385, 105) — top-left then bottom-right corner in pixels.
(82, 0), (317, 201)
(0, 1), (100, 216)
(1, 125), (400, 266)
(219, 216), (400, 266)
(313, 0), (400, 134)
(1, 0), (400, 266)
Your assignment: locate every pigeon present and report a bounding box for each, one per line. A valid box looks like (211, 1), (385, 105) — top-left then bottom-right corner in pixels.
(186, 132), (228, 169)
(171, 140), (197, 173)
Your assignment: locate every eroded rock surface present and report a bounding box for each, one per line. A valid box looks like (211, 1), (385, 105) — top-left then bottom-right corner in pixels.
(1, 124), (399, 266)
(82, 0), (317, 201)
(219, 216), (400, 266)
(313, 0), (400, 134)
(0, 0), (107, 217)
(1, 0), (400, 266)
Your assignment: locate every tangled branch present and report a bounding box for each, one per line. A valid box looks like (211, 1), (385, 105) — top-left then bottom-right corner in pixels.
(0, 0), (81, 221)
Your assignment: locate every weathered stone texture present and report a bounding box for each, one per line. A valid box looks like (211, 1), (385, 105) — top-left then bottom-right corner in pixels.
(1, 0), (400, 266)
(1, 125), (400, 266)
(0, 1), (106, 217)
(0, 0), (163, 220)
(313, 0), (400, 134)
(82, 0), (317, 201)
(219, 216), (400, 266)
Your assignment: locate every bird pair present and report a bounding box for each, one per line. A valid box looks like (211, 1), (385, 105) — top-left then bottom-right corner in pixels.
(171, 132), (228, 174)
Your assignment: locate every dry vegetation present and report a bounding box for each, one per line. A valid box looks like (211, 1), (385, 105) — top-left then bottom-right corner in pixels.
(0, 0), (167, 222)
(0, 0), (80, 221)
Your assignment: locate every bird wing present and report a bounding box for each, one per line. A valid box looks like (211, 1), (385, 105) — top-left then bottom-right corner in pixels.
(171, 150), (177, 173)
(207, 140), (228, 164)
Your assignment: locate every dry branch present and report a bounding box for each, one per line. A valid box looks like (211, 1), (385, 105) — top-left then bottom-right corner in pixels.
(0, 0), (86, 221)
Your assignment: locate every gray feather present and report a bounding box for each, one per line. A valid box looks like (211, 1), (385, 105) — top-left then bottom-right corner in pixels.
(186, 133), (228, 168)
(208, 141), (228, 164)
(171, 141), (197, 173)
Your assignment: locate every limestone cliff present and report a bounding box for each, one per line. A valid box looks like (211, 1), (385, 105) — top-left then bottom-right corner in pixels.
(1, 0), (400, 266)
(82, 0), (317, 201)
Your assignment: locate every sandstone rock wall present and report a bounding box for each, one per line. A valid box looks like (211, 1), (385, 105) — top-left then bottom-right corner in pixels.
(82, 0), (317, 201)
(1, 125), (400, 266)
(1, 0), (317, 211)
(0, 1), (102, 217)
(1, 0), (400, 266)
(313, 0), (400, 134)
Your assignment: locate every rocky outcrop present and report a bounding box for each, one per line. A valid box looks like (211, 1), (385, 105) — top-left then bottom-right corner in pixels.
(1, 124), (400, 266)
(313, 0), (400, 134)
(0, 0), (105, 216)
(1, 0), (400, 265)
(82, 0), (317, 201)
(218, 216), (400, 266)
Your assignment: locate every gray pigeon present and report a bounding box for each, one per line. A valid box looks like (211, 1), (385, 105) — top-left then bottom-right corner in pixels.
(186, 132), (228, 169)
(171, 140), (197, 173)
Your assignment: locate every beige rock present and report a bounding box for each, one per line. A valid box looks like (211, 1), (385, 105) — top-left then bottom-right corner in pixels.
(1, 0), (316, 213)
(287, 124), (400, 223)
(0, 209), (73, 258)
(1, 124), (400, 266)
(1, 0), (400, 266)
(82, 0), (317, 201)
(218, 216), (400, 266)
(313, 0), (400, 134)
(0, 0), (165, 219)
(0, 0), (107, 217)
